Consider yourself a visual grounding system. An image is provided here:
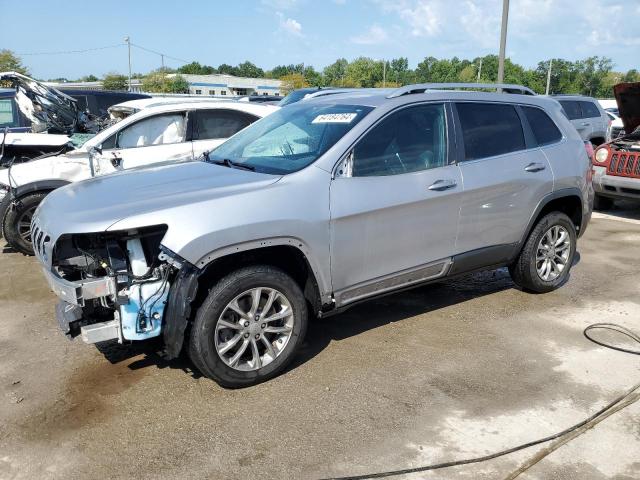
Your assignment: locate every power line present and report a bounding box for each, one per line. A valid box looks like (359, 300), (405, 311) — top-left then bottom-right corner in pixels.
(17, 44), (125, 56)
(130, 43), (191, 65)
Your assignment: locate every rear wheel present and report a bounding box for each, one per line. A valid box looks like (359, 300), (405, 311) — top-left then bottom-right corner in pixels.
(3, 192), (48, 255)
(509, 212), (576, 293)
(188, 265), (308, 388)
(593, 194), (614, 210)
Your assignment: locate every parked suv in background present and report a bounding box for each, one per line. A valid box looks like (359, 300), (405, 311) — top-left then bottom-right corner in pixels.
(592, 82), (640, 209)
(0, 101), (278, 254)
(553, 95), (610, 146)
(31, 83), (592, 387)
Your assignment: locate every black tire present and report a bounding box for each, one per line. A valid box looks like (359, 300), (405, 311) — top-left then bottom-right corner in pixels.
(509, 212), (577, 293)
(189, 265), (308, 388)
(593, 194), (614, 211)
(3, 192), (48, 255)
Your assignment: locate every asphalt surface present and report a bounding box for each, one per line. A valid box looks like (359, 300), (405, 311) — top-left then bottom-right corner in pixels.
(1, 207), (640, 480)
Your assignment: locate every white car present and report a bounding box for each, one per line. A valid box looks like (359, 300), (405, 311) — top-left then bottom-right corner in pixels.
(606, 109), (625, 139)
(0, 100), (278, 254)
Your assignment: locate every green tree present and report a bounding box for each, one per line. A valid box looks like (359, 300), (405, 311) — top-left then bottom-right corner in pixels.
(0, 49), (29, 75)
(280, 73), (309, 94)
(344, 57), (383, 87)
(141, 72), (189, 93)
(623, 69), (639, 83)
(322, 58), (348, 86)
(81, 74), (99, 82)
(102, 73), (128, 91)
(236, 61), (264, 78)
(217, 63), (239, 76)
(177, 61), (216, 75)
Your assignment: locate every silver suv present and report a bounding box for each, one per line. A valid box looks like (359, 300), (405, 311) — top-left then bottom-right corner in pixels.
(31, 83), (593, 387)
(552, 94), (611, 145)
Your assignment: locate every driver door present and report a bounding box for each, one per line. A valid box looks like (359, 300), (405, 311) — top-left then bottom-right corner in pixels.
(330, 103), (462, 306)
(96, 111), (193, 174)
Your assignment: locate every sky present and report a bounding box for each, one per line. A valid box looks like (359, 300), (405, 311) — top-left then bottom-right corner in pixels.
(2, 0), (639, 79)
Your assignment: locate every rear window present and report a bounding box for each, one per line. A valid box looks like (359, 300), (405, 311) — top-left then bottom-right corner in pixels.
(522, 106), (562, 146)
(580, 101), (601, 119)
(559, 100), (582, 120)
(456, 103), (525, 161)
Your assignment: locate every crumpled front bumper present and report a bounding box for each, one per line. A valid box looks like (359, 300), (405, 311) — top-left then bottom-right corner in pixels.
(41, 266), (116, 306)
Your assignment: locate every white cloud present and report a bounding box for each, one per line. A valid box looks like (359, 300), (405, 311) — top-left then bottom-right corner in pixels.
(375, 0), (443, 37)
(277, 12), (303, 36)
(351, 24), (389, 45)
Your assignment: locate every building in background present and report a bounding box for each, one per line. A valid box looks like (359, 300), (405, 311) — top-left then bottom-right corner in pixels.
(46, 74), (282, 96)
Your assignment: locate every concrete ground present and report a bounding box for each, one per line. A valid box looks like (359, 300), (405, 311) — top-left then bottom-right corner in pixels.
(1, 207), (640, 480)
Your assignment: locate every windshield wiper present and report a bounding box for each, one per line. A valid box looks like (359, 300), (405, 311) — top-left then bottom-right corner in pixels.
(202, 151), (255, 171)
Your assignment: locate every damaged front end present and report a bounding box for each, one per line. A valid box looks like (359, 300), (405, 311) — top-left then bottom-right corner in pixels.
(34, 224), (198, 359)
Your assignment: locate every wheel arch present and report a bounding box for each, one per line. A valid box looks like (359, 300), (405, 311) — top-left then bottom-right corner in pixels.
(12, 179), (71, 200)
(518, 188), (584, 254)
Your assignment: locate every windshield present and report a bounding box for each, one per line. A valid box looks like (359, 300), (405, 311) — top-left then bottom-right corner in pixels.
(208, 103), (373, 174)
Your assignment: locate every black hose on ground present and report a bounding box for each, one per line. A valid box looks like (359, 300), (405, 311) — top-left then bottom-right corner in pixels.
(319, 324), (640, 480)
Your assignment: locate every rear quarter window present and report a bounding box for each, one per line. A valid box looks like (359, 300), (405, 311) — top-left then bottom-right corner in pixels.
(456, 102), (525, 161)
(194, 109), (258, 140)
(579, 101), (601, 119)
(559, 100), (582, 120)
(522, 106), (563, 146)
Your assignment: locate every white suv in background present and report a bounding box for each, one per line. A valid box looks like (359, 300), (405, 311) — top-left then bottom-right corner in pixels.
(553, 95), (611, 146)
(0, 100), (278, 254)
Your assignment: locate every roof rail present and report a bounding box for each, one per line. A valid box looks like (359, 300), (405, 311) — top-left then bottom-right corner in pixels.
(387, 82), (536, 98)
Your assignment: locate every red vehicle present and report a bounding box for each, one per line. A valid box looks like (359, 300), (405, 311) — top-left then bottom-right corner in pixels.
(592, 83), (640, 209)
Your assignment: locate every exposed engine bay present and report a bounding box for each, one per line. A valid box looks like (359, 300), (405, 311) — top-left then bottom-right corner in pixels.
(52, 226), (175, 344)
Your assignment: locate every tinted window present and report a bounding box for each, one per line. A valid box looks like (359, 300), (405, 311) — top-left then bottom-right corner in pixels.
(0, 99), (17, 127)
(209, 104), (373, 174)
(195, 109), (257, 140)
(580, 101), (601, 118)
(559, 100), (582, 120)
(457, 103), (525, 161)
(352, 104), (447, 177)
(117, 113), (186, 148)
(522, 106), (562, 146)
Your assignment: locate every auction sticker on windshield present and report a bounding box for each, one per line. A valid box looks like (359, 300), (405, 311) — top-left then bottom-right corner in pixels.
(312, 113), (358, 124)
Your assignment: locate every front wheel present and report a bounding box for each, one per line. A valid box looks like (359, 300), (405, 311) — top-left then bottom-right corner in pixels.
(509, 212), (576, 293)
(188, 265), (308, 388)
(2, 192), (48, 255)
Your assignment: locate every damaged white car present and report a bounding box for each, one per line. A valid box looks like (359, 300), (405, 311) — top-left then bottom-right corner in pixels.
(0, 100), (278, 254)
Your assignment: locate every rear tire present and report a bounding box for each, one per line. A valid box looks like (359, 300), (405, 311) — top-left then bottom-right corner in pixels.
(593, 194), (614, 211)
(509, 212), (576, 293)
(3, 192), (48, 255)
(189, 265), (308, 388)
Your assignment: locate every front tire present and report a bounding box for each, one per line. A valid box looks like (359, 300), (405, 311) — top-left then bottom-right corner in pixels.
(189, 265), (308, 388)
(509, 212), (576, 293)
(3, 192), (48, 255)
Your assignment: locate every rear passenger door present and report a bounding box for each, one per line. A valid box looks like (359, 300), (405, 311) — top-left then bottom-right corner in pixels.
(191, 109), (259, 159)
(579, 101), (606, 143)
(559, 100), (590, 141)
(454, 102), (554, 255)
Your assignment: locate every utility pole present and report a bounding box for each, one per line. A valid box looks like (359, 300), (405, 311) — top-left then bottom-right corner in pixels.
(124, 36), (132, 92)
(477, 58), (483, 82)
(497, 0), (509, 87)
(383, 60), (386, 87)
(161, 54), (165, 71)
(545, 58), (553, 95)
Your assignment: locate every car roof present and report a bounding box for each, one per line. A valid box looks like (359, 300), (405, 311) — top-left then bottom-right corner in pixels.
(117, 99), (280, 116)
(303, 84), (559, 110)
(550, 94), (598, 101)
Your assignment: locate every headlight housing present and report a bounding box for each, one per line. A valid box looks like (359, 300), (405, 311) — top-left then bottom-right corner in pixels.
(595, 148), (609, 164)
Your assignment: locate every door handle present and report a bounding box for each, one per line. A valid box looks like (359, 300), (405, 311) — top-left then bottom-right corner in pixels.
(110, 152), (122, 168)
(524, 162), (546, 173)
(428, 179), (457, 191)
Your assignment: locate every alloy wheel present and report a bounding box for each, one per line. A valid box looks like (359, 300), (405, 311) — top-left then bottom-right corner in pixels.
(536, 225), (571, 282)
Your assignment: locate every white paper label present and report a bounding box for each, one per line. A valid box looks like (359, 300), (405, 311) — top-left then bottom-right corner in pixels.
(312, 113), (358, 124)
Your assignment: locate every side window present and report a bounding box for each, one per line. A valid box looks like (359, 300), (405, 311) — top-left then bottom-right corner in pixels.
(0, 98), (17, 127)
(456, 103), (525, 161)
(559, 100), (582, 120)
(194, 109), (258, 140)
(580, 101), (601, 119)
(101, 134), (117, 150)
(522, 106), (562, 146)
(116, 113), (186, 149)
(352, 103), (447, 177)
